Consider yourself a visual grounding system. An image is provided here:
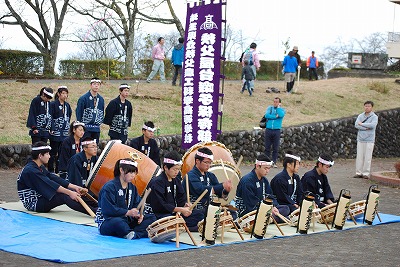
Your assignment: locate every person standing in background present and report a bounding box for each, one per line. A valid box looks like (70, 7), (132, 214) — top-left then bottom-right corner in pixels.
(76, 78), (104, 144)
(27, 87), (54, 144)
(306, 51), (319, 80)
(264, 97), (286, 167)
(241, 42), (260, 92)
(104, 84), (133, 144)
(146, 37), (166, 83)
(354, 101), (378, 179)
(171, 37), (184, 86)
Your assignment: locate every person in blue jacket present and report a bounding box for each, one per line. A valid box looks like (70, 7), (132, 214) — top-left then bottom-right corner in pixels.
(264, 97), (286, 168)
(48, 86), (72, 173)
(76, 77), (104, 143)
(270, 152), (304, 213)
(182, 147), (232, 218)
(282, 50), (298, 93)
(235, 154), (290, 222)
(17, 141), (95, 214)
(95, 158), (156, 239)
(171, 37), (184, 86)
(26, 87), (54, 144)
(58, 121), (85, 179)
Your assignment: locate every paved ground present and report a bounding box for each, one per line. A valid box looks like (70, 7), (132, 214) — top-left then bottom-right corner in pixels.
(0, 158), (399, 266)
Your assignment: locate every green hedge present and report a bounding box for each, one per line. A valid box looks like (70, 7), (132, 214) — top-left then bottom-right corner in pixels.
(0, 49), (43, 77)
(58, 59), (125, 79)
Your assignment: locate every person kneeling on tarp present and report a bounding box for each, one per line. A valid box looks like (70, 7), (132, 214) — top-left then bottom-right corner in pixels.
(95, 158), (156, 239)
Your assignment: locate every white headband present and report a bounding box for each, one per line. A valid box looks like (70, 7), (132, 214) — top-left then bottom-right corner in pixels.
(119, 84), (131, 89)
(285, 153), (301, 162)
(90, 79), (101, 84)
(120, 159), (138, 167)
(318, 157), (334, 166)
(32, 145), (51, 151)
(142, 124), (156, 132)
(43, 90), (54, 98)
(82, 139), (96, 146)
(163, 158), (183, 165)
(255, 160), (273, 166)
(196, 151), (214, 160)
(58, 85), (68, 89)
(73, 121), (85, 127)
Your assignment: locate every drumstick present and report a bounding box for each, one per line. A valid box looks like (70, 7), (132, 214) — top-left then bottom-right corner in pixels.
(77, 196), (96, 218)
(189, 189), (209, 211)
(185, 174), (191, 204)
(80, 189), (98, 204)
(219, 159), (230, 181)
(275, 212), (292, 226)
(236, 155), (244, 169)
(137, 188), (152, 212)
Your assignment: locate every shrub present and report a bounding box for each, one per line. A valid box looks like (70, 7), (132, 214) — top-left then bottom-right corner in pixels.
(367, 81), (389, 94)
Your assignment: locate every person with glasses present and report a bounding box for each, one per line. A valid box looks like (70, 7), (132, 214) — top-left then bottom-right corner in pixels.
(66, 137), (98, 206)
(301, 154), (335, 208)
(26, 87), (54, 144)
(182, 147), (232, 219)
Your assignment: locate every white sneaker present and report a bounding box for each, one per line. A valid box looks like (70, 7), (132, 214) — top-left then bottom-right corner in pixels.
(124, 231), (135, 240)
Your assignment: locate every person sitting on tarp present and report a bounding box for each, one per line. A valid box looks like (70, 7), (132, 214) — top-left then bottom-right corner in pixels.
(17, 141), (96, 215)
(235, 153), (290, 222)
(145, 151), (203, 232)
(95, 158), (156, 239)
(301, 154), (335, 208)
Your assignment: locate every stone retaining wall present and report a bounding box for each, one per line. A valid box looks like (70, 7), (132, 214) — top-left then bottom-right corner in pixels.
(1, 108), (399, 169)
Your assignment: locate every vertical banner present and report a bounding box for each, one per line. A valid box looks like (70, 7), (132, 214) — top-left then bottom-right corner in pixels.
(181, 0), (223, 149)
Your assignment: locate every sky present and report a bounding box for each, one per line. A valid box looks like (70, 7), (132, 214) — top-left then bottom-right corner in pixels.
(0, 0), (399, 62)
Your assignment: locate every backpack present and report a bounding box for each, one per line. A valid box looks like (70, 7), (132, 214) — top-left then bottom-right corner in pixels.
(242, 49), (254, 65)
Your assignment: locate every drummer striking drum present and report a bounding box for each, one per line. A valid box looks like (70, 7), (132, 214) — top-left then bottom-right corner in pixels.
(182, 147), (232, 224)
(145, 151), (203, 231)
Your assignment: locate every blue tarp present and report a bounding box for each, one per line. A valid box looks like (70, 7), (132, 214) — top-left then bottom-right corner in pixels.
(1, 208), (399, 263)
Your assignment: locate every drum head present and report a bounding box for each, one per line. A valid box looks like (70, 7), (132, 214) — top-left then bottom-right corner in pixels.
(86, 140), (161, 197)
(181, 141), (238, 178)
(208, 163), (240, 206)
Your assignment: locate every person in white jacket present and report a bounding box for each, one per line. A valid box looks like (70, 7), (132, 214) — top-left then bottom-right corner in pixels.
(354, 101), (378, 179)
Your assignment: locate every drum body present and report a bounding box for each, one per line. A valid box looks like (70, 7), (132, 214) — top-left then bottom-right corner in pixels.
(146, 216), (186, 243)
(319, 203), (337, 224)
(237, 210), (257, 233)
(181, 141), (241, 206)
(347, 200), (366, 220)
(198, 210), (233, 236)
(364, 188), (380, 225)
(86, 140), (161, 196)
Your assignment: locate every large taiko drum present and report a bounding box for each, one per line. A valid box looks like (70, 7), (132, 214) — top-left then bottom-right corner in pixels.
(146, 216), (186, 243)
(181, 141), (241, 206)
(86, 140), (161, 197)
